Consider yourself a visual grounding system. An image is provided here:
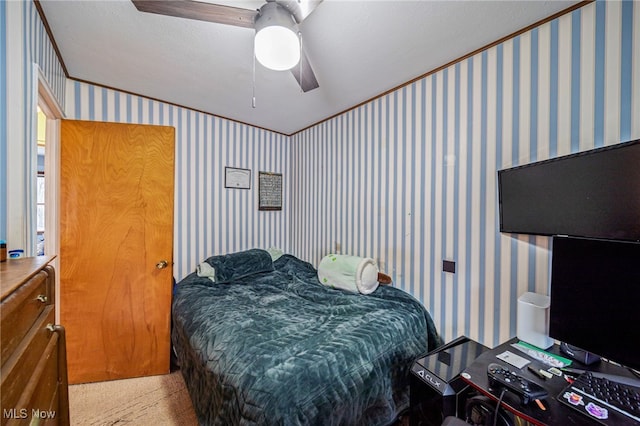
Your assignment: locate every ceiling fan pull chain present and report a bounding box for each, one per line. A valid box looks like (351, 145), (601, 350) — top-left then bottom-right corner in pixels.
(298, 31), (303, 93)
(252, 41), (257, 108)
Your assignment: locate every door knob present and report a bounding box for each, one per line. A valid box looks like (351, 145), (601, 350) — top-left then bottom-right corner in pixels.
(156, 260), (169, 269)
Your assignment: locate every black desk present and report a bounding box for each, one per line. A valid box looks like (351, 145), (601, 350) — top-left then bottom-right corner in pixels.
(460, 338), (637, 425)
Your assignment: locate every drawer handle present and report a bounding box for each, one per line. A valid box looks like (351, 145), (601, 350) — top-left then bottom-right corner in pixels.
(36, 294), (48, 303)
(46, 323), (63, 333)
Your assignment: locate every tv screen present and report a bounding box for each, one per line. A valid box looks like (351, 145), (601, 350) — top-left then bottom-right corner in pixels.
(498, 139), (640, 242)
(549, 236), (640, 371)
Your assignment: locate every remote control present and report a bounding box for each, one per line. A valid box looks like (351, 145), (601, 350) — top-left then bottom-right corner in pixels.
(487, 362), (548, 404)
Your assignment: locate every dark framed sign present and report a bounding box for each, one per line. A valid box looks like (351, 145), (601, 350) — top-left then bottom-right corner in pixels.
(225, 167), (251, 189)
(258, 171), (282, 211)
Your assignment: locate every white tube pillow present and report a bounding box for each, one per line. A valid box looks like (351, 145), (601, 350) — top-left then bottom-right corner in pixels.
(317, 254), (380, 294)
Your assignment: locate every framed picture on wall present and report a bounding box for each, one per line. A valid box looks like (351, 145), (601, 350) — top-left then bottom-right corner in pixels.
(225, 167), (251, 189)
(258, 172), (282, 211)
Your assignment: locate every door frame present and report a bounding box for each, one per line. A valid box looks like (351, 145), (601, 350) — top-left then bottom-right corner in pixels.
(35, 65), (64, 321)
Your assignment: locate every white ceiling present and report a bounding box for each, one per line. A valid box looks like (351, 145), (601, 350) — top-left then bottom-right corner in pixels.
(39, 0), (581, 135)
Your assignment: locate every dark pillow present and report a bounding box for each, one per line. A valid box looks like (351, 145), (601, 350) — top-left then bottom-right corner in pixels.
(203, 249), (274, 283)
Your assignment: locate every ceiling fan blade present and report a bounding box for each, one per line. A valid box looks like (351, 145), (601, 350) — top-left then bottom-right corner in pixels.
(132, 0), (257, 29)
(291, 46), (319, 92)
(275, 0), (323, 24)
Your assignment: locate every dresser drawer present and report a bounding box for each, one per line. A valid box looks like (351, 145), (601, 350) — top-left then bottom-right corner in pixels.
(0, 257), (68, 426)
(1, 306), (55, 417)
(5, 333), (60, 426)
(1, 270), (50, 366)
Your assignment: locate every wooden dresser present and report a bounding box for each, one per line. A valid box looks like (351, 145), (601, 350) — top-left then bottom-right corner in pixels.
(1, 256), (70, 425)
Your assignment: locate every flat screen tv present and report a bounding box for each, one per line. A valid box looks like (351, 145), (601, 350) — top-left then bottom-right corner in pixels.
(548, 236), (640, 371)
(498, 139), (640, 242)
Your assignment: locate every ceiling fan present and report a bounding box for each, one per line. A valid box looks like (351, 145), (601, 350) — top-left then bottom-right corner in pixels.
(131, 0), (322, 92)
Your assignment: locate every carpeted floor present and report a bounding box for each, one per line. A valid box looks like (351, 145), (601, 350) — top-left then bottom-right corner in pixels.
(68, 371), (198, 425)
(68, 371), (414, 425)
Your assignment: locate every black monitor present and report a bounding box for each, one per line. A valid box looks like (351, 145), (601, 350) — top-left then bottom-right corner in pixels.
(498, 139), (640, 242)
(549, 236), (640, 371)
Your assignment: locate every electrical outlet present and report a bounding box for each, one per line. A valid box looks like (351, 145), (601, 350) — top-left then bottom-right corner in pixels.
(443, 260), (456, 274)
(335, 242), (341, 253)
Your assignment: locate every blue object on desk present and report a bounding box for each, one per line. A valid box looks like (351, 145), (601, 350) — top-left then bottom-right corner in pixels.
(8, 249), (24, 258)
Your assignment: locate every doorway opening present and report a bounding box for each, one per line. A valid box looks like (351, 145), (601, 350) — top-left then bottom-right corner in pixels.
(36, 106), (46, 255)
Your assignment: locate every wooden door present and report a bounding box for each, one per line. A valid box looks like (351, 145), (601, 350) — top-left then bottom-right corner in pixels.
(60, 120), (174, 384)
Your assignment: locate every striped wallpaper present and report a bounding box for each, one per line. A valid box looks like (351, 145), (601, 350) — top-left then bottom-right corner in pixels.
(3, 0), (290, 280)
(291, 0), (640, 346)
(4, 0), (639, 349)
(1, 0), (66, 252)
(66, 81), (291, 280)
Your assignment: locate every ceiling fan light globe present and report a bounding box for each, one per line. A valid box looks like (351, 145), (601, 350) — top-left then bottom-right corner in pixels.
(255, 26), (300, 71)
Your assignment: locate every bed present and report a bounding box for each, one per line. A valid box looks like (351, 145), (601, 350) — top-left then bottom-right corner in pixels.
(172, 249), (441, 425)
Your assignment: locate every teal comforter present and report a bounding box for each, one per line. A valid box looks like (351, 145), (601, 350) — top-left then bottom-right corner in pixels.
(172, 251), (441, 425)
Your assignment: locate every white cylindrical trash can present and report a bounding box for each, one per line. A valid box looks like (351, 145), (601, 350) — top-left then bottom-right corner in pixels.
(517, 292), (554, 349)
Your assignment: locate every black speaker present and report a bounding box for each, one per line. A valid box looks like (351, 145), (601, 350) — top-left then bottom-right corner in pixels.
(410, 336), (489, 426)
